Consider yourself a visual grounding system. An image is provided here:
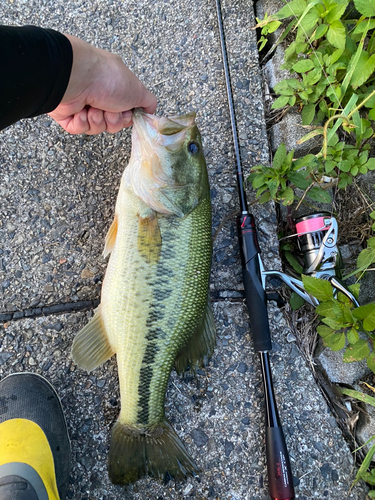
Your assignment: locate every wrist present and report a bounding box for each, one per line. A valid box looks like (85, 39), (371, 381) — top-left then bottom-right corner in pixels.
(61, 34), (98, 105)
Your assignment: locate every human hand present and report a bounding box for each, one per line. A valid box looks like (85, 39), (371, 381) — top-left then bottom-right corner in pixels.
(48, 34), (157, 134)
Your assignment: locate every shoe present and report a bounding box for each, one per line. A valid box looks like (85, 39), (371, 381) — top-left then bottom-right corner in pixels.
(0, 372), (70, 500)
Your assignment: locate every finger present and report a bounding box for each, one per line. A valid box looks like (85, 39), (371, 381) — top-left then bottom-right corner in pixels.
(121, 110), (133, 128)
(104, 111), (126, 134)
(62, 108), (90, 134)
(87, 107), (107, 135)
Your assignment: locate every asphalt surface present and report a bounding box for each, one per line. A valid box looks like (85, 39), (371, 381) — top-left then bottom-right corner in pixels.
(0, 0), (369, 498)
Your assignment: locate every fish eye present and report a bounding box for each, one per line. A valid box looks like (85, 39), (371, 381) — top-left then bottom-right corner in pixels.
(188, 141), (199, 154)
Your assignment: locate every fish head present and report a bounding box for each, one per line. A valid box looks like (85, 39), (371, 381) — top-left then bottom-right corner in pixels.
(127, 110), (209, 217)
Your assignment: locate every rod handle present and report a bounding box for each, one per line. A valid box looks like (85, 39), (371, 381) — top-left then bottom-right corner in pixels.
(266, 426), (295, 500)
(238, 214), (272, 352)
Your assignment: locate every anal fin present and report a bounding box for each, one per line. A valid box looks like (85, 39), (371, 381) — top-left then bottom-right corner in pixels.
(71, 307), (114, 372)
(175, 299), (216, 375)
(103, 215), (118, 258)
(137, 214), (162, 264)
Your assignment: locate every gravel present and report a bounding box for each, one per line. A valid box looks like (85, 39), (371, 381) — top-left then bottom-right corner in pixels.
(0, 0), (369, 498)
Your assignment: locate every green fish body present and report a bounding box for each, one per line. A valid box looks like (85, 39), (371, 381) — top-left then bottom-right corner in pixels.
(72, 110), (215, 485)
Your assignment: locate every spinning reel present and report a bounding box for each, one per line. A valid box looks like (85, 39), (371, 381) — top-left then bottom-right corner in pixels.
(263, 212), (359, 308)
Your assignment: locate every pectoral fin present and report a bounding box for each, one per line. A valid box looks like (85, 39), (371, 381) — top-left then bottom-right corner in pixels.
(71, 307), (114, 372)
(137, 214), (162, 264)
(103, 215), (118, 258)
(175, 299), (216, 374)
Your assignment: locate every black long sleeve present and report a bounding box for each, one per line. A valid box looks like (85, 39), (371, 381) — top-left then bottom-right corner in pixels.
(0, 25), (73, 131)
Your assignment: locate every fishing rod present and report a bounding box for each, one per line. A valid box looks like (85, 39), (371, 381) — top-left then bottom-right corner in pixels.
(213, 2), (361, 497)
(214, 1), (295, 499)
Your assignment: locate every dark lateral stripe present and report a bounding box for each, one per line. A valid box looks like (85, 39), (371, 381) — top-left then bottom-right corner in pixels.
(137, 235), (174, 424)
(0, 299), (100, 322)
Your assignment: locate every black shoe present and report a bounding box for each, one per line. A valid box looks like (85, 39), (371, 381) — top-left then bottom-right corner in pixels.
(0, 373), (70, 500)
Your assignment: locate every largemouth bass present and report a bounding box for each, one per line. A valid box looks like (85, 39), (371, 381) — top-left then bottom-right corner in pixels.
(71, 109), (215, 485)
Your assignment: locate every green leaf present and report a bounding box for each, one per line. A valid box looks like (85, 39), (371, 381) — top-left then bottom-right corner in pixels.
(316, 300), (342, 318)
(367, 351), (375, 373)
(302, 103), (316, 125)
(352, 19), (375, 34)
(326, 20), (346, 50)
(338, 160), (352, 172)
(287, 171), (311, 189)
(267, 20), (283, 33)
(313, 23), (328, 40)
(317, 325), (335, 339)
(369, 107), (375, 121)
(267, 179), (279, 198)
(322, 317), (346, 329)
(351, 52), (375, 89)
(290, 291), (305, 310)
(272, 96), (290, 109)
(284, 251), (303, 274)
(279, 186), (294, 205)
(304, 68), (322, 86)
(351, 166), (359, 176)
(326, 331), (346, 351)
(307, 187), (332, 203)
(339, 386), (375, 407)
(259, 191), (272, 203)
(348, 283), (360, 300)
(357, 246), (375, 271)
(343, 304), (355, 323)
(353, 0), (375, 17)
(355, 442), (375, 485)
(276, 0), (307, 19)
(273, 144), (287, 170)
(342, 21), (371, 99)
(297, 128), (324, 145)
(302, 275), (334, 301)
(325, 0), (349, 23)
(347, 328), (360, 344)
(343, 339), (370, 362)
(353, 303), (375, 331)
(252, 175), (267, 189)
(292, 59), (315, 73)
(327, 95), (359, 145)
(359, 472), (375, 485)
(300, 8), (321, 34)
(325, 160), (337, 173)
(366, 158), (375, 170)
(329, 49), (344, 65)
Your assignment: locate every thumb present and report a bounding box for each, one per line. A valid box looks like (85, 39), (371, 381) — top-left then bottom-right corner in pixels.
(138, 89), (158, 114)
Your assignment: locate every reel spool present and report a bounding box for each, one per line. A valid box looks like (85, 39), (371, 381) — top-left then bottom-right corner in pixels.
(294, 212), (342, 279)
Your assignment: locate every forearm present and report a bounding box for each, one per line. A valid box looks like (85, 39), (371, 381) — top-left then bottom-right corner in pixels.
(0, 25), (73, 131)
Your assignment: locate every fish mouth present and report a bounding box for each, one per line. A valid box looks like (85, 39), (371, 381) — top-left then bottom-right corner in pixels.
(132, 109), (196, 148)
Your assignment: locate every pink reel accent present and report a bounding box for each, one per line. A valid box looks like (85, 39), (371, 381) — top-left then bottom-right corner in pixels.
(295, 216), (330, 235)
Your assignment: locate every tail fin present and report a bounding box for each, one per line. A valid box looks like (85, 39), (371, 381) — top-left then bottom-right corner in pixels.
(108, 419), (199, 485)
